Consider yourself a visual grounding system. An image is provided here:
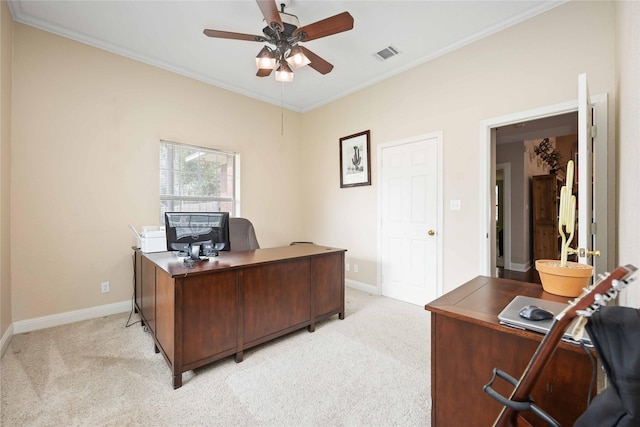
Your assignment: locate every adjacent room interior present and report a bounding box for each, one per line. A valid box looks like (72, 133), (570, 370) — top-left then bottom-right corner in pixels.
(495, 112), (578, 280)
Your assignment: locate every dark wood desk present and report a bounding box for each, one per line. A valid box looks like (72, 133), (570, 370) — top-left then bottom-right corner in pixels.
(425, 276), (595, 427)
(134, 244), (346, 389)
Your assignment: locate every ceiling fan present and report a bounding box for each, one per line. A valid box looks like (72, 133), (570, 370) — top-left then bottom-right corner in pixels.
(203, 0), (354, 82)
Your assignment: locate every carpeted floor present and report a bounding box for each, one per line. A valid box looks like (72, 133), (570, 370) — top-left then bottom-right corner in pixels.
(1, 287), (432, 426)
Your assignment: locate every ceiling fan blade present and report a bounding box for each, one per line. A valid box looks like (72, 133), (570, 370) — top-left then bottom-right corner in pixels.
(203, 29), (266, 42)
(294, 11), (354, 42)
(256, 68), (273, 77)
(299, 46), (334, 75)
(256, 0), (284, 32)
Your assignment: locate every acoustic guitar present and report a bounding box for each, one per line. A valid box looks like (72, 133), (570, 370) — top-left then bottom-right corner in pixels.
(484, 264), (638, 427)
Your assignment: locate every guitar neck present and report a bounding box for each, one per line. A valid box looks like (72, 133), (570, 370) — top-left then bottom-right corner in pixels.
(494, 317), (572, 426)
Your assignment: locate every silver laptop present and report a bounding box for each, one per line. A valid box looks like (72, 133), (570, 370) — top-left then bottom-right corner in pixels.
(498, 295), (592, 346)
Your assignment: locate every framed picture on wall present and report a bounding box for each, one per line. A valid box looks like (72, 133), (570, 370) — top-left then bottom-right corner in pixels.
(340, 130), (371, 188)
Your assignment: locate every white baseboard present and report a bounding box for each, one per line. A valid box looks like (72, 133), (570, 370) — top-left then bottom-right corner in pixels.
(346, 279), (378, 295)
(7, 281), (376, 340)
(12, 300), (132, 335)
(507, 261), (531, 273)
(1, 323), (14, 359)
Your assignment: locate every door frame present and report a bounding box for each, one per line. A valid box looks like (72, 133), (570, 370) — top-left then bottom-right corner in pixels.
(496, 162), (512, 270)
(479, 95), (609, 276)
(377, 131), (444, 299)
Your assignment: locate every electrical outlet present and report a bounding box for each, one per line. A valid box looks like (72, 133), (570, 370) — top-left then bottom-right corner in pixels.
(354, 264), (359, 273)
(101, 281), (110, 293)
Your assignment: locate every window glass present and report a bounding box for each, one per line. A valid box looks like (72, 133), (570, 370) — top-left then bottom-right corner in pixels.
(160, 141), (237, 223)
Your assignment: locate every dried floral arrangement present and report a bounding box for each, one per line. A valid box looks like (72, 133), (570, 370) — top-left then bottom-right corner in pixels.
(533, 138), (563, 171)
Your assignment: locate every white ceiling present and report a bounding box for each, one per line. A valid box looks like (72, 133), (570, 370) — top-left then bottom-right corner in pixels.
(496, 112), (578, 145)
(8, 0), (565, 113)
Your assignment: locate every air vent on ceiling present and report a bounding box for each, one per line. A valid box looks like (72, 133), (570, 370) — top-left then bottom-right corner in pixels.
(374, 45), (400, 61)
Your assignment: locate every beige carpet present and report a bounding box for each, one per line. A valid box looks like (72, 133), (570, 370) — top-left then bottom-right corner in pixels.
(1, 287), (432, 426)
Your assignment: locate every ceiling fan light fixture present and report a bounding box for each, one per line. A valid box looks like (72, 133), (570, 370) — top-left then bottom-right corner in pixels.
(285, 45), (311, 69)
(275, 61), (294, 82)
(255, 46), (277, 70)
(204, 2), (354, 83)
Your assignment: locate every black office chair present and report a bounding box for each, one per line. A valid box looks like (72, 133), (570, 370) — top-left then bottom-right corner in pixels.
(574, 305), (640, 427)
(229, 217), (260, 251)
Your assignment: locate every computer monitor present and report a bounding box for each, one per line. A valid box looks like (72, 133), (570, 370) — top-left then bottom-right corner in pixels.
(164, 212), (230, 261)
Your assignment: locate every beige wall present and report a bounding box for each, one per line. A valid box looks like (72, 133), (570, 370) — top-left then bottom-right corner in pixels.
(616, 1), (640, 307)
(301, 1), (617, 293)
(11, 24), (305, 321)
(1, 0), (13, 341)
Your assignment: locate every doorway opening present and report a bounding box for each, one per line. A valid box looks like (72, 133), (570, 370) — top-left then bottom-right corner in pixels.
(479, 94), (609, 278)
(495, 113), (577, 281)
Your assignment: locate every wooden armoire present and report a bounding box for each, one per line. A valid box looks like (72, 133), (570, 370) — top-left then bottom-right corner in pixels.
(532, 174), (563, 262)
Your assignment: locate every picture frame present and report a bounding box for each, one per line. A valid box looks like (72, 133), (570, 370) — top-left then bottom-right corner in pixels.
(340, 130), (371, 188)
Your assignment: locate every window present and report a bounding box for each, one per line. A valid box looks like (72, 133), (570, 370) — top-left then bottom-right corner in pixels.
(160, 141), (238, 223)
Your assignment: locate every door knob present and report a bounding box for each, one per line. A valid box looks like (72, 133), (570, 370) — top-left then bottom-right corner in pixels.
(578, 248), (601, 257)
(428, 230), (436, 236)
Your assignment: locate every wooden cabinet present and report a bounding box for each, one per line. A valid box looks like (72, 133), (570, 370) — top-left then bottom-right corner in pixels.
(532, 174), (562, 262)
(425, 276), (596, 427)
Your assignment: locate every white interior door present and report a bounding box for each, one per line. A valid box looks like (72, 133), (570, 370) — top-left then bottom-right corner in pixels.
(379, 134), (440, 305)
(577, 73), (598, 271)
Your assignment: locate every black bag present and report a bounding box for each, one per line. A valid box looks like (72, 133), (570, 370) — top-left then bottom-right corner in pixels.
(574, 306), (640, 427)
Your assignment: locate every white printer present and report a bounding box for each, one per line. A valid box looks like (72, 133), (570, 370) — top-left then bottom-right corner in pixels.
(129, 225), (167, 253)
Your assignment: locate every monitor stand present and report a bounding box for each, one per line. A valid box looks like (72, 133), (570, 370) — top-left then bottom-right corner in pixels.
(189, 244), (204, 261)
(182, 242), (227, 267)
(182, 244), (209, 268)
